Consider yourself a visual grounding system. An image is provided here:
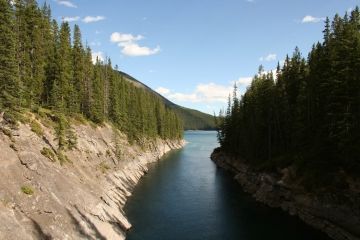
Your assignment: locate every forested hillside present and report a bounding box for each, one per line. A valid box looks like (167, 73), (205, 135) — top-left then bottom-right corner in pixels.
(0, 0), (183, 142)
(217, 8), (360, 188)
(118, 71), (216, 130)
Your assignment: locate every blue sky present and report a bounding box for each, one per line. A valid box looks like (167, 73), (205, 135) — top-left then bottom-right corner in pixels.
(40, 0), (358, 114)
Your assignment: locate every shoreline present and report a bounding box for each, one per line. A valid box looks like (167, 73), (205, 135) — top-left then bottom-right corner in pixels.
(0, 117), (185, 240)
(210, 149), (360, 240)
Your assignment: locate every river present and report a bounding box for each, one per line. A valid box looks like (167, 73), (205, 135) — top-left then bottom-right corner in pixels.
(124, 131), (331, 240)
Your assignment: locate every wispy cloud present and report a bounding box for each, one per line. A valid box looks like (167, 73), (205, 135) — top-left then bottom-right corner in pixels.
(302, 15), (325, 23)
(155, 76), (255, 104)
(260, 53), (277, 62)
(62, 16), (80, 22)
(83, 16), (105, 23)
(156, 87), (171, 95)
(56, 0), (77, 8)
(110, 32), (143, 43)
(110, 32), (160, 57)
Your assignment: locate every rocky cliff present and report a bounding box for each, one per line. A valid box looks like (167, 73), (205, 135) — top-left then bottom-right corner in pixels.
(0, 114), (184, 240)
(211, 149), (360, 240)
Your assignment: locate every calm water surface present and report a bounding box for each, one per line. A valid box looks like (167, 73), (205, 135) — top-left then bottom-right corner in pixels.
(125, 131), (331, 240)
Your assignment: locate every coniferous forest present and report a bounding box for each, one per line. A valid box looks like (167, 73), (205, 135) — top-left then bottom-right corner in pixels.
(0, 0), (183, 141)
(217, 8), (360, 188)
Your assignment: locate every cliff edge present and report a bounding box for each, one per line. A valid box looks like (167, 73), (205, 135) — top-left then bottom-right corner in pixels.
(0, 113), (184, 240)
(211, 149), (360, 240)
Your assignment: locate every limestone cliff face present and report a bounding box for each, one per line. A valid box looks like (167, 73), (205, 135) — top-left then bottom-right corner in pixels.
(211, 149), (360, 240)
(0, 116), (184, 240)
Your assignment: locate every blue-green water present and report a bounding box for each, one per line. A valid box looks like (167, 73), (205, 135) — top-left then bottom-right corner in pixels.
(124, 131), (331, 240)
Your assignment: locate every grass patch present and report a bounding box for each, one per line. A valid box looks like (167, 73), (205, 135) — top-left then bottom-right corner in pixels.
(99, 162), (111, 173)
(3, 111), (20, 129)
(1, 127), (15, 142)
(57, 151), (71, 166)
(21, 186), (34, 195)
(72, 114), (88, 125)
(40, 147), (56, 162)
(1, 127), (12, 138)
(30, 120), (44, 137)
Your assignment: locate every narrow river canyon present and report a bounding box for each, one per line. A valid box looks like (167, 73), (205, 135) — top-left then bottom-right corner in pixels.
(125, 131), (332, 240)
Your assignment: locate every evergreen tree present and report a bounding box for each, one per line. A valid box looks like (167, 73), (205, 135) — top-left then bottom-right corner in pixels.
(71, 24), (84, 113)
(52, 21), (72, 111)
(0, 0), (20, 109)
(217, 8), (360, 186)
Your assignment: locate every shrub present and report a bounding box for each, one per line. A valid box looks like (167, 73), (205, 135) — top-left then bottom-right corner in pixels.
(30, 120), (44, 137)
(21, 186), (34, 195)
(57, 151), (71, 165)
(40, 147), (56, 162)
(99, 162), (110, 173)
(1, 127), (15, 142)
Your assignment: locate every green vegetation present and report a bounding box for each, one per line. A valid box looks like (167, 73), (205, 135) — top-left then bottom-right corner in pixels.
(30, 120), (44, 137)
(216, 9), (360, 189)
(40, 147), (56, 162)
(0, 0), (183, 145)
(57, 151), (70, 166)
(171, 107), (216, 130)
(99, 162), (111, 173)
(119, 71), (216, 130)
(21, 186), (34, 195)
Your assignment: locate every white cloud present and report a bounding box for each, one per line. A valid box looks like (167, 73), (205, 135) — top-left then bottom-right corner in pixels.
(154, 70), (283, 104)
(83, 16), (105, 23)
(156, 80), (251, 104)
(62, 16), (80, 22)
(164, 83), (231, 103)
(156, 87), (171, 95)
(91, 51), (104, 64)
(302, 15), (325, 23)
(120, 42), (160, 57)
(237, 77), (253, 86)
(168, 92), (199, 102)
(110, 32), (160, 57)
(110, 32), (144, 43)
(56, 0), (77, 8)
(260, 53), (277, 62)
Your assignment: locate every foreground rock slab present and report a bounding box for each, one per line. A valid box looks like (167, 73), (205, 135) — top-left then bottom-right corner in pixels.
(0, 118), (184, 240)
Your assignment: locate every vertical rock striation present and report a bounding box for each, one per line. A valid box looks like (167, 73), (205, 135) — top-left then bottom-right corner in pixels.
(0, 117), (184, 240)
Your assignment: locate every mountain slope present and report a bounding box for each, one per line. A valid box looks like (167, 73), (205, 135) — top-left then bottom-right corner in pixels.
(118, 71), (216, 130)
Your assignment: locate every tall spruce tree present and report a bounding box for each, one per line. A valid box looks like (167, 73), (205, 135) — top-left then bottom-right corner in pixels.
(0, 0), (20, 109)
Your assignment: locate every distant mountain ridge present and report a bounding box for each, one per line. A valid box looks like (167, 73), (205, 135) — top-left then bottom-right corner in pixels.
(117, 71), (216, 130)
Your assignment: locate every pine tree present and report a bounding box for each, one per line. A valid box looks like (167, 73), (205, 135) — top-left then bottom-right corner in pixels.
(0, 0), (20, 109)
(52, 21), (72, 111)
(71, 24), (84, 113)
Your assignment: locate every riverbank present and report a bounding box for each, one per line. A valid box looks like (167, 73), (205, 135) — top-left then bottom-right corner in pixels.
(211, 148), (360, 240)
(0, 114), (184, 239)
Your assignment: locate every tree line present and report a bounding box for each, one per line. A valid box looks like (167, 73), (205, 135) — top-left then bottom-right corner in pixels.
(217, 8), (360, 187)
(0, 0), (183, 141)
